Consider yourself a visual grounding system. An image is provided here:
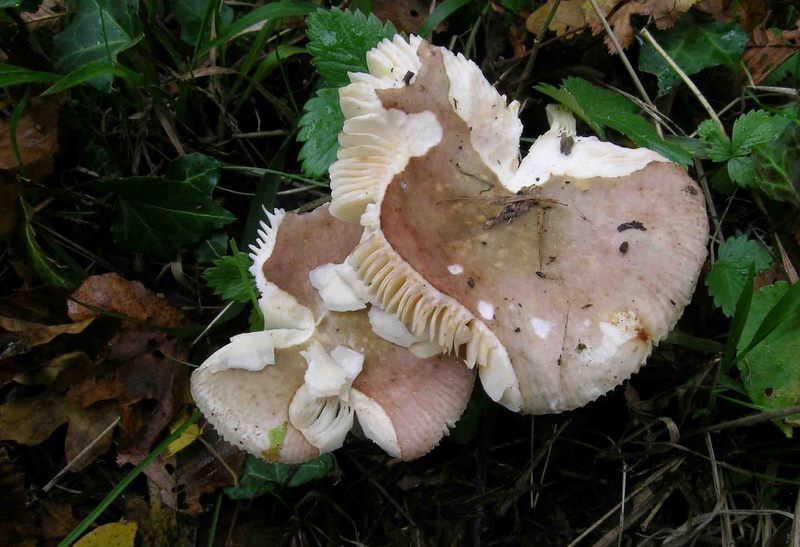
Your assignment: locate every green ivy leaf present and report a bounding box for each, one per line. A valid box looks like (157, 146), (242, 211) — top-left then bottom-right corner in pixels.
(203, 251), (253, 303)
(169, 0), (233, 45)
(306, 8), (396, 88)
(165, 152), (221, 194)
(535, 77), (693, 165)
(737, 282), (800, 435)
(95, 177), (235, 259)
(225, 454), (334, 500)
(706, 235), (772, 317)
(297, 87), (344, 178)
(639, 16), (748, 96)
(50, 0), (139, 91)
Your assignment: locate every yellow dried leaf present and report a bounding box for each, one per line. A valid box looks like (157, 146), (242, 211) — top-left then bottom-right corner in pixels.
(73, 521), (137, 547)
(0, 316), (93, 349)
(526, 0), (585, 37)
(164, 411), (201, 457)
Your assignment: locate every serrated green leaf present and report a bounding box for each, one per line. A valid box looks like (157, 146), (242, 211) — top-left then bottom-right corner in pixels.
(727, 155), (755, 186)
(203, 251), (253, 303)
(297, 87), (344, 178)
(731, 110), (780, 156)
(736, 282), (800, 435)
(639, 16), (748, 96)
(306, 8), (396, 88)
(0, 64), (59, 87)
(225, 454), (334, 500)
(169, 0), (233, 45)
(706, 235), (772, 317)
(50, 0), (138, 91)
(697, 119), (731, 162)
(751, 119), (800, 205)
(165, 152), (220, 194)
(535, 77), (693, 165)
(95, 177), (235, 259)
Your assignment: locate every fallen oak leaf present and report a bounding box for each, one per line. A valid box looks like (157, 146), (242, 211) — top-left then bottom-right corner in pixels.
(0, 448), (36, 547)
(743, 22), (800, 85)
(0, 316), (93, 359)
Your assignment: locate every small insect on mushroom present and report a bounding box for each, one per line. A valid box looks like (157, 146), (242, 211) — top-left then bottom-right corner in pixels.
(191, 205), (474, 463)
(328, 35), (708, 415)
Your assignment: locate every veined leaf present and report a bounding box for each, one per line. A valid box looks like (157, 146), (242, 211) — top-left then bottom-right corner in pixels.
(752, 119), (800, 205)
(306, 7), (396, 88)
(297, 87), (343, 178)
(95, 177), (234, 259)
(50, 0), (139, 91)
(225, 454), (334, 500)
(165, 152), (221, 195)
(706, 235), (772, 317)
(203, 250), (254, 303)
(639, 15), (748, 96)
(170, 0), (233, 46)
(736, 282), (800, 435)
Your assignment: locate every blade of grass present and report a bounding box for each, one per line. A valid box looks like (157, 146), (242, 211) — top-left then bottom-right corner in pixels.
(198, 1), (316, 56)
(231, 19), (278, 97)
(721, 263), (755, 372)
(8, 87), (30, 177)
(417, 0), (471, 39)
(0, 64), (60, 86)
(223, 165), (328, 187)
(41, 61), (143, 96)
(192, 0), (218, 65)
(735, 280), (800, 364)
(58, 410), (202, 547)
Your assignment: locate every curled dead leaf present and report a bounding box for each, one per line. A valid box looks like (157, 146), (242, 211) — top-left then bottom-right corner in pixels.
(0, 96), (60, 182)
(526, 0), (585, 37)
(67, 273), (184, 327)
(0, 316), (93, 359)
(744, 22), (800, 85)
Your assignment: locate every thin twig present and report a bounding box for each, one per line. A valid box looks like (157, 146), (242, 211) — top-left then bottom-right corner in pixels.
(43, 417), (121, 492)
(640, 28), (725, 134)
(685, 405), (800, 438)
(515, 0), (561, 98)
(588, 0), (662, 136)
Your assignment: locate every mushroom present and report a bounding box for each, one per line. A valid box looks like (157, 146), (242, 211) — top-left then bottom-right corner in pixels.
(191, 205), (475, 462)
(329, 36), (708, 414)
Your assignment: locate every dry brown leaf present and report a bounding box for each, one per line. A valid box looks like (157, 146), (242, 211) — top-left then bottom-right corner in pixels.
(373, 0), (433, 34)
(0, 448), (36, 547)
(0, 316), (93, 359)
(37, 500), (78, 541)
(526, 0), (585, 37)
(743, 22), (800, 85)
(0, 176), (22, 239)
(0, 392), (117, 470)
(20, 0), (67, 31)
(0, 97), (60, 182)
(584, 0), (702, 52)
(176, 429), (246, 514)
(67, 273), (184, 327)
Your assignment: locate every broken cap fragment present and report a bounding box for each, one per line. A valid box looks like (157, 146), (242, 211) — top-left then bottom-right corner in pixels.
(330, 37), (708, 414)
(190, 205), (474, 462)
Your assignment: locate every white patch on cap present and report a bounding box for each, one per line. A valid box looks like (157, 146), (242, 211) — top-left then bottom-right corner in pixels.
(477, 300), (495, 320)
(309, 262), (368, 312)
(447, 264), (464, 275)
(530, 317), (554, 339)
(582, 311), (643, 363)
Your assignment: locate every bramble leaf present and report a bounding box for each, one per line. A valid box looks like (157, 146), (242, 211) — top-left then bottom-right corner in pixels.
(306, 8), (396, 88)
(639, 16), (748, 96)
(203, 251), (253, 303)
(706, 235), (772, 317)
(535, 77), (693, 165)
(697, 119), (731, 162)
(225, 454), (334, 500)
(731, 110), (780, 156)
(297, 87), (344, 178)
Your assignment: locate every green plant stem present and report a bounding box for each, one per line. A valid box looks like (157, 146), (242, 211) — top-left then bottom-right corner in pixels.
(58, 410), (202, 547)
(515, 0), (560, 99)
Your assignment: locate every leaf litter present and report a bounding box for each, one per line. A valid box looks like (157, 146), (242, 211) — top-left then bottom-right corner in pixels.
(0, 1), (799, 545)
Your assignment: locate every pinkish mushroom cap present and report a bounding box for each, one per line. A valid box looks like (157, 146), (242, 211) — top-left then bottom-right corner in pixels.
(329, 36), (708, 414)
(190, 205), (474, 462)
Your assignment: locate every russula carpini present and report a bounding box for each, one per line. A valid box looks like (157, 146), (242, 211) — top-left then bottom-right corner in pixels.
(191, 205), (475, 462)
(329, 36), (709, 414)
